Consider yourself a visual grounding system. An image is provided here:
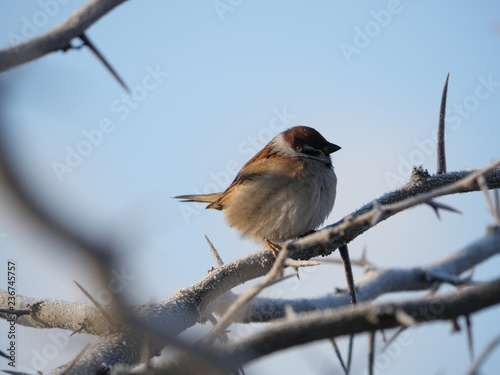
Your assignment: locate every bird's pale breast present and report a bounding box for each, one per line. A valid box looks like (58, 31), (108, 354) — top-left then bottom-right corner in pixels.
(222, 156), (337, 243)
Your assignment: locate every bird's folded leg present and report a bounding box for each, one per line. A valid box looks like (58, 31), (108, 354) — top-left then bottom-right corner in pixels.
(265, 238), (301, 278)
(264, 238), (281, 258)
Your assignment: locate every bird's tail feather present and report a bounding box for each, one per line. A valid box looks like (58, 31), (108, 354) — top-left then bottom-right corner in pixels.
(173, 192), (223, 204)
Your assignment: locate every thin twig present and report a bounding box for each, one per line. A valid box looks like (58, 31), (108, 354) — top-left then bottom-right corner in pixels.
(74, 281), (117, 328)
(321, 252), (374, 269)
(284, 258), (322, 269)
(437, 72), (450, 174)
(207, 314), (229, 345)
(204, 244), (292, 343)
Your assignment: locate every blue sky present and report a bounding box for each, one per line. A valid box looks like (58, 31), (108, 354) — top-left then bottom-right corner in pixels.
(1, 1), (500, 374)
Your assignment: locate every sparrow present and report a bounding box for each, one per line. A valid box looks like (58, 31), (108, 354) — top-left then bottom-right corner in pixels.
(175, 126), (340, 256)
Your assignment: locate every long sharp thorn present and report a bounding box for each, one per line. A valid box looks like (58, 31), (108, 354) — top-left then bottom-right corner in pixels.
(368, 331), (376, 375)
(437, 72), (449, 174)
(466, 315), (474, 361)
(426, 199), (462, 219)
(339, 245), (357, 305)
(339, 244), (356, 373)
(74, 280), (116, 327)
(494, 189), (500, 223)
(477, 175), (497, 219)
(329, 338), (348, 374)
(205, 235), (224, 267)
(346, 334), (354, 374)
(382, 327), (407, 351)
(79, 33), (131, 94)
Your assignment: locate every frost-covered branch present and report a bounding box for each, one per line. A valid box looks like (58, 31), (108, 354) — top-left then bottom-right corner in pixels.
(224, 276), (500, 369)
(211, 230), (500, 322)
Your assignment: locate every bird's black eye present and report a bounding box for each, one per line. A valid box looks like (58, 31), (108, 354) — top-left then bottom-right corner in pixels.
(297, 144), (322, 157)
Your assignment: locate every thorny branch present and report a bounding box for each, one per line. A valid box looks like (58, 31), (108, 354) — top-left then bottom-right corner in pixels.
(0, 0), (128, 73)
(210, 230), (500, 323)
(222, 276), (500, 369)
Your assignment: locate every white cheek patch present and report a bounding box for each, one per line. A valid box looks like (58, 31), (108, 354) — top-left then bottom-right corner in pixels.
(270, 134), (297, 157)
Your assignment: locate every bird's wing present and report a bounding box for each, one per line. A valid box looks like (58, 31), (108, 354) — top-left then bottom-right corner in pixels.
(207, 147), (301, 210)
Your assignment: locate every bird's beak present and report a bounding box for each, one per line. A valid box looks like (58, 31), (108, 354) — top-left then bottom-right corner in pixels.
(324, 143), (341, 155)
